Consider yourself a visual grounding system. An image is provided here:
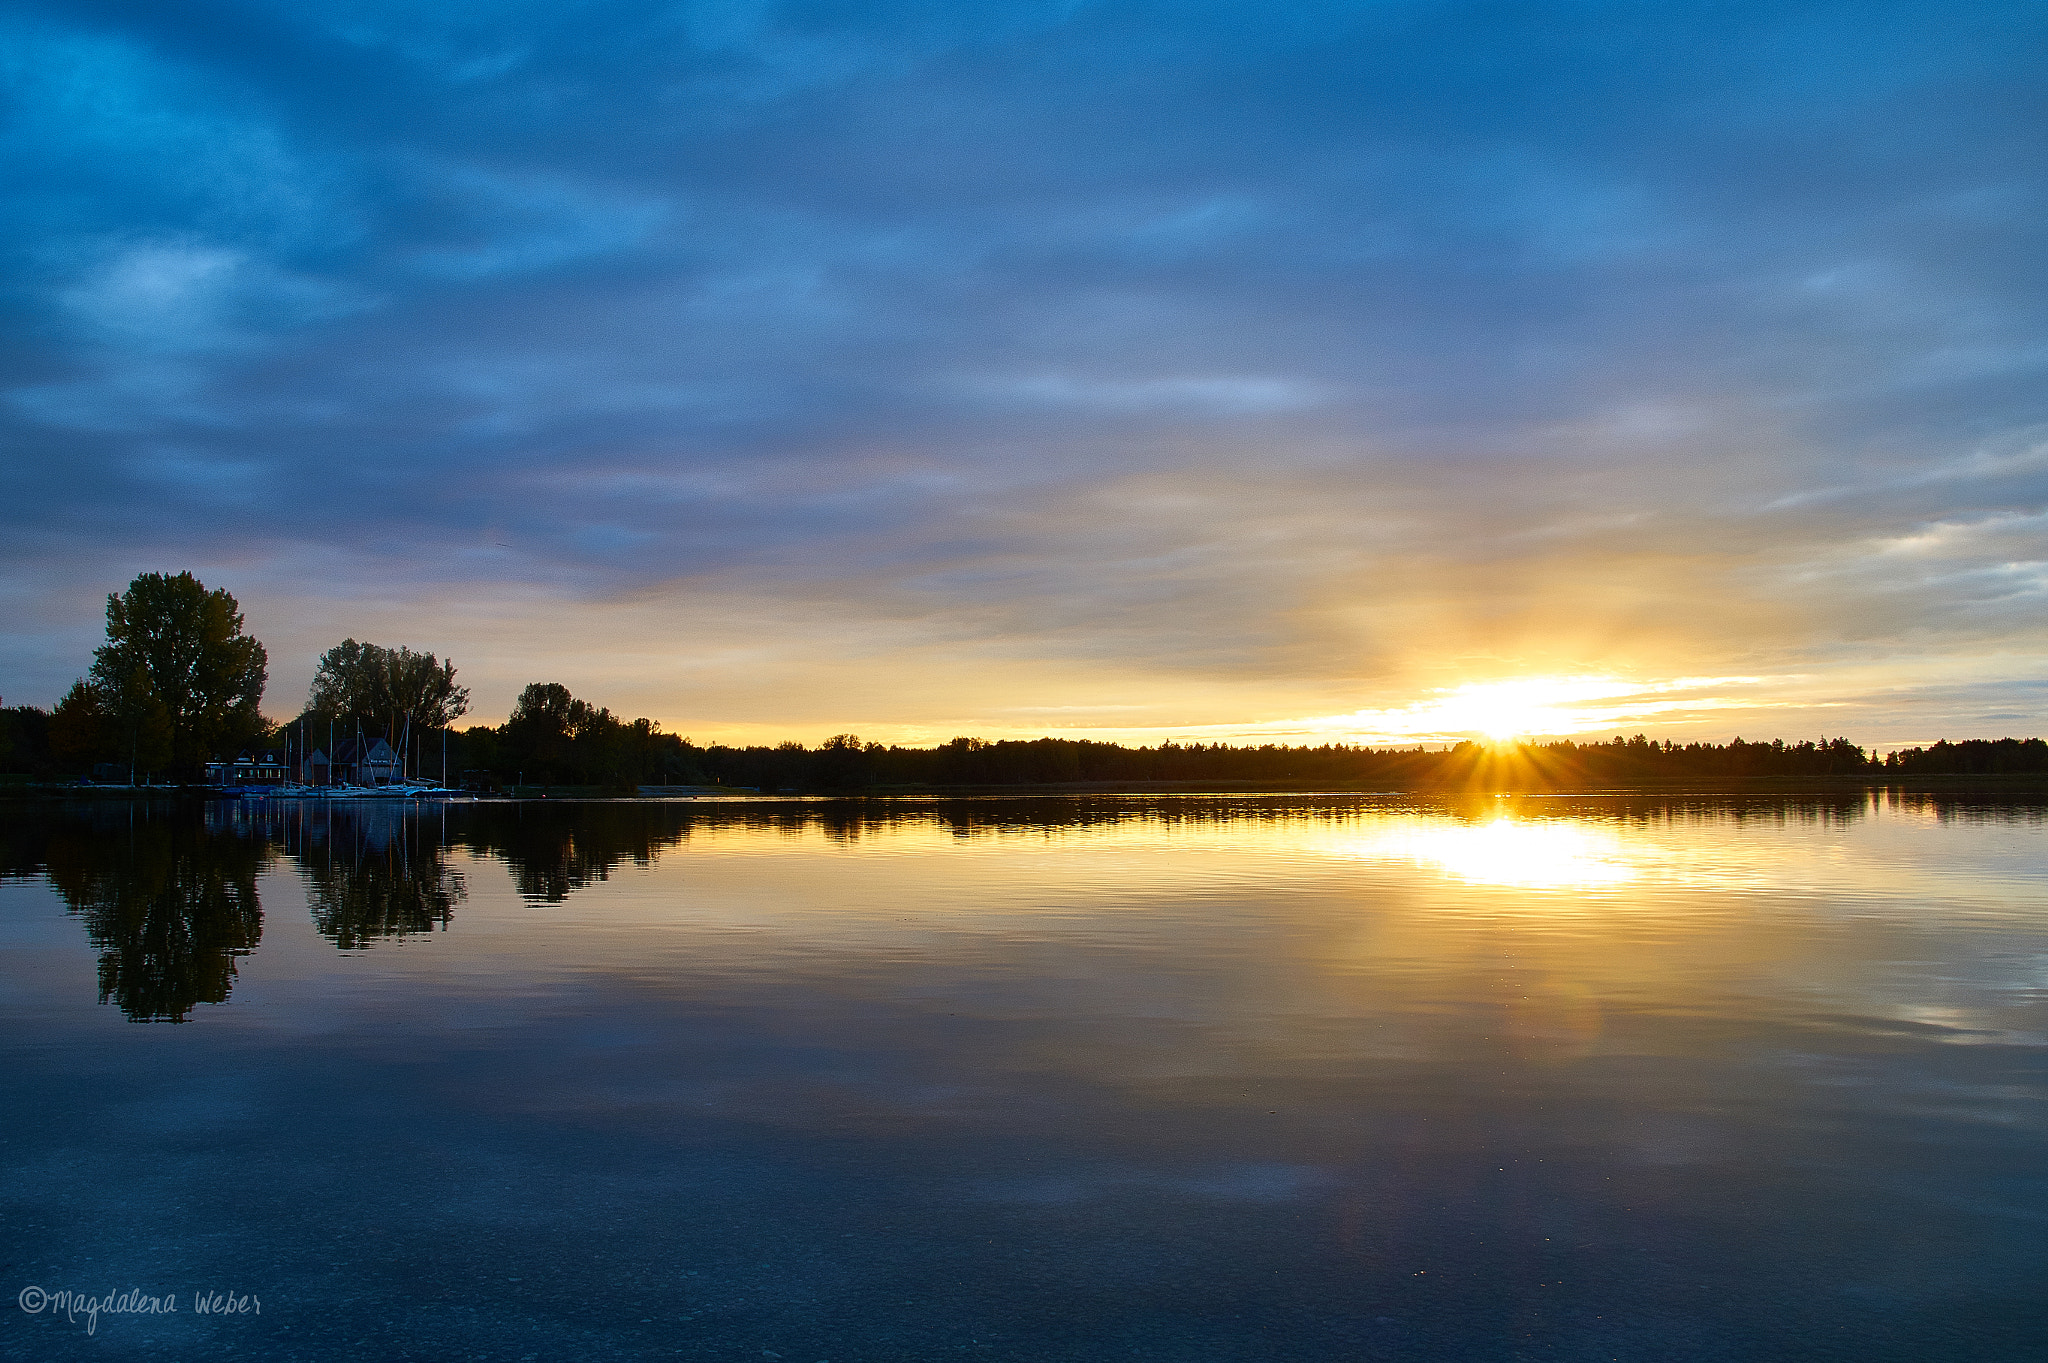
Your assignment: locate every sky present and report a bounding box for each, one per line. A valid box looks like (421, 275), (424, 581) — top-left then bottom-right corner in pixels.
(3, 0), (2045, 749)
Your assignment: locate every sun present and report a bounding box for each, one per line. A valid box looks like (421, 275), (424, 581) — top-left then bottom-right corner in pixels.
(1449, 693), (1558, 740)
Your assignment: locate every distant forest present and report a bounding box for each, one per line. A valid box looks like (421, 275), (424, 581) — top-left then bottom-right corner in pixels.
(10, 694), (2044, 791)
(674, 731), (2048, 792)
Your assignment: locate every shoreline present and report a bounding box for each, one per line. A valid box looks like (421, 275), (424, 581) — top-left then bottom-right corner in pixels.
(5, 773), (2048, 804)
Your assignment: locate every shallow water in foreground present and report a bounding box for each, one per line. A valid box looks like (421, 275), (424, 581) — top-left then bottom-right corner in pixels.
(1, 792), (2044, 1361)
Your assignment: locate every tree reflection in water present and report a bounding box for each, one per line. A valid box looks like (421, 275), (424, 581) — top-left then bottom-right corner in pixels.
(16, 790), (2039, 1025)
(462, 801), (686, 902)
(12, 801), (472, 1020)
(36, 804), (268, 1022)
(205, 801), (469, 949)
(283, 804), (466, 949)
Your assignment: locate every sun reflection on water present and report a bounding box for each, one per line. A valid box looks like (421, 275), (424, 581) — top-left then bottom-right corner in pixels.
(1339, 816), (1641, 889)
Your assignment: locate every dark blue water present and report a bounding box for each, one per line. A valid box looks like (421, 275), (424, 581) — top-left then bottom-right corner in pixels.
(2, 793), (2044, 1360)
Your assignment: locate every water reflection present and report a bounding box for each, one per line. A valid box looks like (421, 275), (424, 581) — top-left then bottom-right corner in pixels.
(4, 791), (2046, 1360)
(307, 827), (462, 951)
(33, 805), (267, 1022)
(462, 801), (686, 902)
(7, 790), (2046, 1025)
(207, 802), (465, 948)
(1341, 814), (1641, 888)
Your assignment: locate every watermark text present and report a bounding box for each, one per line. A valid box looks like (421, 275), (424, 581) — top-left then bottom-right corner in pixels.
(19, 1286), (260, 1334)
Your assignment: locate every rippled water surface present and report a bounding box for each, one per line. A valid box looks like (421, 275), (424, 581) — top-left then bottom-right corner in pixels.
(2, 793), (2044, 1361)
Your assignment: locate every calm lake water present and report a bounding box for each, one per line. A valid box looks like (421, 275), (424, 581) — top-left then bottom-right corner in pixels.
(2, 792), (2044, 1361)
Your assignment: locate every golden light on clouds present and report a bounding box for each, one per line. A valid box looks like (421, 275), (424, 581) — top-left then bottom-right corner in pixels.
(1296, 674), (1772, 744)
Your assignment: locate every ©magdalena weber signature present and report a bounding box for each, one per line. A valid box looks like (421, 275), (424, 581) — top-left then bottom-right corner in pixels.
(19, 1286), (260, 1334)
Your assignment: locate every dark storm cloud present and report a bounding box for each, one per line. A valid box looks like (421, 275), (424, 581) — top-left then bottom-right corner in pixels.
(2, 0), (2045, 730)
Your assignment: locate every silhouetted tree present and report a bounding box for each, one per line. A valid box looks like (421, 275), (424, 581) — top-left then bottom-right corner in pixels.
(0, 700), (59, 779)
(1884, 738), (2048, 774)
(49, 677), (172, 779)
(307, 640), (469, 742)
(76, 573), (267, 779)
(815, 733), (874, 788)
(501, 682), (598, 783)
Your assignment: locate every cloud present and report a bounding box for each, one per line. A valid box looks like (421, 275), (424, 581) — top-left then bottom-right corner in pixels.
(962, 373), (1324, 415)
(0, 0), (2044, 746)
(54, 240), (369, 352)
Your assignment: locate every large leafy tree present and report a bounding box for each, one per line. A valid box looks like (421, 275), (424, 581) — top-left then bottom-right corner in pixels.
(84, 573), (267, 779)
(489, 683), (697, 788)
(502, 682), (635, 783)
(501, 682), (600, 782)
(385, 647), (469, 731)
(304, 638), (384, 728)
(306, 640), (469, 740)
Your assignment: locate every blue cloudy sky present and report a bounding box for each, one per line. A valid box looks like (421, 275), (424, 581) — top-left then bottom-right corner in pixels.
(3, 0), (2045, 746)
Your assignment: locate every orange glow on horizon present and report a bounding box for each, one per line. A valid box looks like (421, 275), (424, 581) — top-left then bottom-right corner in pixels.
(1294, 674), (1769, 745)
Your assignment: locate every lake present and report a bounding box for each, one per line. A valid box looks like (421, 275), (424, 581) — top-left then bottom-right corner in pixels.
(2, 792), (2044, 1361)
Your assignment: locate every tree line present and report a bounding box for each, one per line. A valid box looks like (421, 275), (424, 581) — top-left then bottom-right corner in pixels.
(3, 570), (2046, 789)
(433, 724), (2041, 791)
(685, 731), (1889, 792)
